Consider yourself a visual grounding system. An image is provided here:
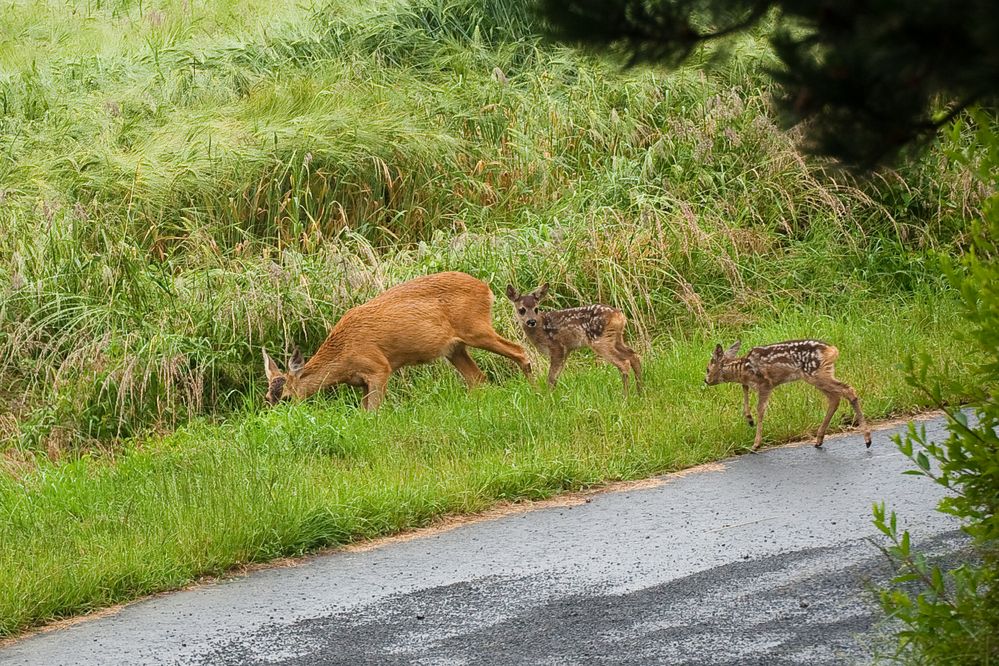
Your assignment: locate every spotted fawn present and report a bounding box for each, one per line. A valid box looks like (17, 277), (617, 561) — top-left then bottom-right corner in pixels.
(505, 283), (642, 395)
(705, 339), (871, 450)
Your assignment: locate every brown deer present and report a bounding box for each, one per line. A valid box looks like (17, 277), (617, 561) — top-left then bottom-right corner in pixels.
(505, 283), (642, 395)
(263, 272), (532, 409)
(705, 339), (871, 450)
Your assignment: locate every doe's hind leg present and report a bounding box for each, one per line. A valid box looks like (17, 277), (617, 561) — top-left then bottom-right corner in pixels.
(447, 343), (486, 388)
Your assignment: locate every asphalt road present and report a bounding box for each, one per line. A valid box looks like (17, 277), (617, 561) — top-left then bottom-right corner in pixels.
(2, 415), (967, 665)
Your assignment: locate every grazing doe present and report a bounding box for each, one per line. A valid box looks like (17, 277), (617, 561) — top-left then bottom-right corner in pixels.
(705, 339), (871, 450)
(263, 272), (532, 410)
(505, 283), (642, 395)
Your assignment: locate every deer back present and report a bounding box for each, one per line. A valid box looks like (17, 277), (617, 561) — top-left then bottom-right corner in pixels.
(315, 271), (495, 370)
(747, 339), (836, 383)
(540, 305), (623, 351)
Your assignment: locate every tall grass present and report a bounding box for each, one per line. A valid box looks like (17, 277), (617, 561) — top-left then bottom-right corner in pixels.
(0, 0), (986, 448)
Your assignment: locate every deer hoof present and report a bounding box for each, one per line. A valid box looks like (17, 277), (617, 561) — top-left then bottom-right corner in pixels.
(865, 437), (872, 448)
(814, 441), (823, 449)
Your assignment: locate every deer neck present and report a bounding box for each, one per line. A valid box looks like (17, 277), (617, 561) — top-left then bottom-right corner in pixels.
(721, 358), (756, 384)
(294, 335), (349, 398)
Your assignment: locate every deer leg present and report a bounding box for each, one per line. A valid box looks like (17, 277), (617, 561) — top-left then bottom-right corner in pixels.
(753, 388), (772, 451)
(465, 329), (532, 378)
(447, 344), (486, 388)
(839, 382), (872, 448)
(616, 339), (643, 394)
(361, 377), (388, 410)
(360, 360), (392, 411)
(594, 339), (631, 397)
(742, 385), (754, 427)
(547, 348), (567, 389)
(811, 373), (872, 448)
(814, 391), (841, 448)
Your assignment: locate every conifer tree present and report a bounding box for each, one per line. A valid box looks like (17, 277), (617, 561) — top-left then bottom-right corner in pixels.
(539, 0), (999, 166)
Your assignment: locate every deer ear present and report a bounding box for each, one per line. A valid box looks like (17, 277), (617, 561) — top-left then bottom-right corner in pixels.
(263, 348), (281, 382)
(505, 284), (518, 301)
(288, 346), (305, 373)
(535, 283), (550, 300)
(712, 344), (724, 359)
(725, 340), (742, 357)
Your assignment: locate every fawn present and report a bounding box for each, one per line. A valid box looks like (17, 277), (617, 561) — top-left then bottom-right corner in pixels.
(705, 339), (871, 450)
(263, 272), (532, 410)
(505, 283), (642, 395)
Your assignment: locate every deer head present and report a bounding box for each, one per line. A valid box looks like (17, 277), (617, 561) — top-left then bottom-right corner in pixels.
(263, 346), (305, 405)
(505, 283), (549, 329)
(705, 340), (742, 385)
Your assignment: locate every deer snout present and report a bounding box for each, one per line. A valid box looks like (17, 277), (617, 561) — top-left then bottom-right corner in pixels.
(526, 319), (537, 328)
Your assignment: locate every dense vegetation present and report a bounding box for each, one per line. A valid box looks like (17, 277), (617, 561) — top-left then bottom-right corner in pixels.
(874, 113), (999, 665)
(540, 0), (999, 166)
(0, 0), (989, 637)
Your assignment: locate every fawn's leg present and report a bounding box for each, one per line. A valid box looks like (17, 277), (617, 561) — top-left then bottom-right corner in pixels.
(742, 385), (754, 427)
(753, 387), (773, 450)
(547, 347), (567, 388)
(839, 382), (872, 448)
(447, 343), (486, 388)
(616, 339), (643, 394)
(850, 393), (871, 448)
(814, 390), (841, 448)
(593, 339), (631, 396)
(810, 371), (872, 448)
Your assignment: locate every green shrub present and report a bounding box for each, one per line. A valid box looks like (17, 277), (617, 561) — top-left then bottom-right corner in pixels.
(874, 110), (999, 664)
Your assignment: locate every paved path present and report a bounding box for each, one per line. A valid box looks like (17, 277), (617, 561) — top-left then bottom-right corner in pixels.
(2, 416), (966, 665)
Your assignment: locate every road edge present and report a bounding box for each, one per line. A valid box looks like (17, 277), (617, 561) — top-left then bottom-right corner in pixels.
(0, 409), (946, 647)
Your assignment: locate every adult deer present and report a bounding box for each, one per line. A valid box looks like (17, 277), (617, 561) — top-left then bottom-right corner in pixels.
(705, 339), (871, 450)
(505, 283), (642, 395)
(263, 272), (532, 409)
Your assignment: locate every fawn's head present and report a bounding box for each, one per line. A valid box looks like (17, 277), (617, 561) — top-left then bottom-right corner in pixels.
(263, 347), (305, 405)
(505, 283), (549, 329)
(705, 341), (742, 385)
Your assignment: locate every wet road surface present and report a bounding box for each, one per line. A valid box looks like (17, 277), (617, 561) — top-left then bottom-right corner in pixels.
(2, 415), (967, 665)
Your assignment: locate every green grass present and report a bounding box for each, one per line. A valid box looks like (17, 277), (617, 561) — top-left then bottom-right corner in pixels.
(0, 0), (986, 447)
(0, 0), (992, 639)
(0, 297), (976, 637)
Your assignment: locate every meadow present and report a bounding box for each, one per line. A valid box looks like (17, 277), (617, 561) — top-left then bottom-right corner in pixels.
(0, 0), (990, 636)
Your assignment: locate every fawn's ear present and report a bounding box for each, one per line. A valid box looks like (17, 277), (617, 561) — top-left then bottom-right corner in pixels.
(534, 283), (550, 300)
(725, 340), (742, 357)
(712, 344), (724, 360)
(288, 346), (305, 373)
(505, 284), (518, 301)
(263, 348), (281, 382)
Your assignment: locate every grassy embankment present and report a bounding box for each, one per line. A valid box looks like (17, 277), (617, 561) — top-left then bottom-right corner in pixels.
(0, 0), (988, 637)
